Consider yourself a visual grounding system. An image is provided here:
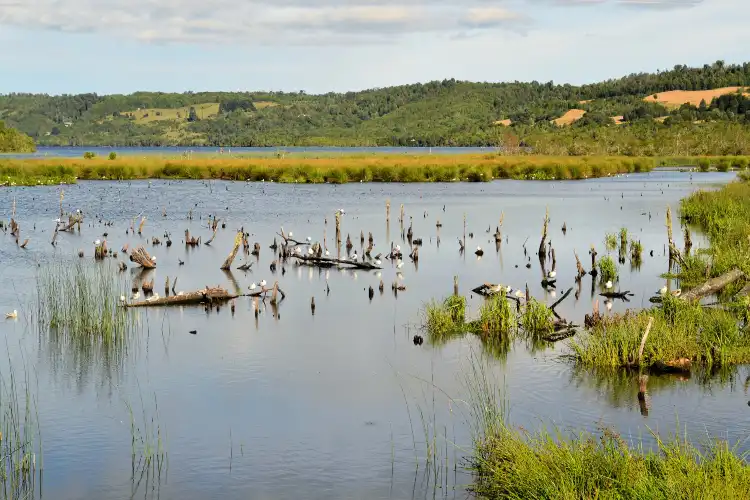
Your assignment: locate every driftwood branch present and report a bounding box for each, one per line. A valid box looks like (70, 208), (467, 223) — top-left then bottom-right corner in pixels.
(637, 317), (654, 365)
(681, 268), (744, 302)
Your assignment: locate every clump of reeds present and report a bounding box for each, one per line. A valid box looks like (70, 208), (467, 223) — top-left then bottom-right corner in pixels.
(629, 239), (643, 264)
(604, 233), (618, 251)
(571, 296), (750, 368)
(36, 260), (133, 351)
(521, 298), (554, 338)
(597, 255), (618, 283)
(469, 293), (515, 341)
(423, 295), (467, 343)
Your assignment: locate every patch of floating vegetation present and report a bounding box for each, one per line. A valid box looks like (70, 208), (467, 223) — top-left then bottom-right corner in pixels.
(0, 154), (661, 185)
(421, 290), (561, 358)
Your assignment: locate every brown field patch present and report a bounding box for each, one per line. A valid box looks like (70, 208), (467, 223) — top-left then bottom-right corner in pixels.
(253, 101), (280, 109)
(644, 87), (748, 108)
(552, 109), (586, 126)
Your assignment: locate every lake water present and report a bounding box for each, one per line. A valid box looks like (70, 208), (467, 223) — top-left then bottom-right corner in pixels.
(3, 146), (497, 159)
(0, 171), (745, 499)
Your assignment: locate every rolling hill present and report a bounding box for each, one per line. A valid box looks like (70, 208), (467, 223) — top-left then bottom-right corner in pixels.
(2, 61), (750, 149)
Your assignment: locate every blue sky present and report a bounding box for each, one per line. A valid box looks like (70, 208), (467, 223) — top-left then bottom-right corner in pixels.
(0, 0), (747, 95)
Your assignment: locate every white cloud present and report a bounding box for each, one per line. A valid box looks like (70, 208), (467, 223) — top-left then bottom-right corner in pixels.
(0, 1), (535, 44)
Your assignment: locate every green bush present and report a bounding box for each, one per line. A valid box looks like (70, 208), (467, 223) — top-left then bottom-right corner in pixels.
(716, 158), (731, 172)
(697, 158), (710, 172)
(108, 152), (117, 160)
(83, 151), (96, 160)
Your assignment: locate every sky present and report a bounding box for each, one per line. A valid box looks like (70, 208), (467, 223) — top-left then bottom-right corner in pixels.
(0, 0), (748, 95)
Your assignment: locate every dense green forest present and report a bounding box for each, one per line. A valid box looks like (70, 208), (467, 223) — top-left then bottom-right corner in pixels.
(0, 121), (35, 152)
(2, 60), (750, 153)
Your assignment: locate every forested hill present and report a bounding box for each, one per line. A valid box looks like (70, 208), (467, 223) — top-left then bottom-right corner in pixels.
(2, 60), (750, 150)
(0, 121), (35, 152)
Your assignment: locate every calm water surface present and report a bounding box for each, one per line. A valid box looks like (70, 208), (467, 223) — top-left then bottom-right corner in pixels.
(0, 171), (747, 499)
(3, 146), (496, 159)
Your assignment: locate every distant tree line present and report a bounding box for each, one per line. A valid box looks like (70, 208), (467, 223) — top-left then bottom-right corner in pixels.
(1, 60), (750, 149)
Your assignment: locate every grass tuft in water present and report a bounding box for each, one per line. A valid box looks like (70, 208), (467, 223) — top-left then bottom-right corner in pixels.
(0, 358), (42, 498)
(423, 295), (467, 344)
(126, 392), (168, 496)
(469, 293), (516, 341)
(36, 261), (131, 346)
(630, 239), (643, 264)
(521, 298), (554, 339)
(604, 233), (618, 251)
(597, 255), (618, 283)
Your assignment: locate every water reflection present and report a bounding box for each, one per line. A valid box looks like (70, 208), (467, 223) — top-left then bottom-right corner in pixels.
(569, 364), (744, 416)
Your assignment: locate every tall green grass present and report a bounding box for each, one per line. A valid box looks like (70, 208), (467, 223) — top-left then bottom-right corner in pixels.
(464, 350), (750, 499)
(471, 422), (750, 498)
(680, 179), (750, 288)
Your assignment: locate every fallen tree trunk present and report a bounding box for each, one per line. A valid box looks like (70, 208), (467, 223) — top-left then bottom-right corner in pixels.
(681, 268), (744, 302)
(126, 286), (237, 307)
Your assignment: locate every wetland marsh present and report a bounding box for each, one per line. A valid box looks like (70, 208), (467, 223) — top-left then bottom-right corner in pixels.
(0, 169), (747, 499)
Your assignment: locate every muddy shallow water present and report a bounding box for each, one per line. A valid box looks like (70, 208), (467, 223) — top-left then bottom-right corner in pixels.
(0, 170), (746, 499)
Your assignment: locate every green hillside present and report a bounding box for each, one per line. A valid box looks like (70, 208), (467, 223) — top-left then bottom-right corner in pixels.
(2, 61), (750, 153)
(0, 121), (35, 152)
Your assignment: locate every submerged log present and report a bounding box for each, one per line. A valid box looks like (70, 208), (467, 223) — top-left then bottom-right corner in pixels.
(681, 268), (744, 302)
(291, 255), (381, 270)
(599, 290), (634, 300)
(126, 286), (238, 307)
